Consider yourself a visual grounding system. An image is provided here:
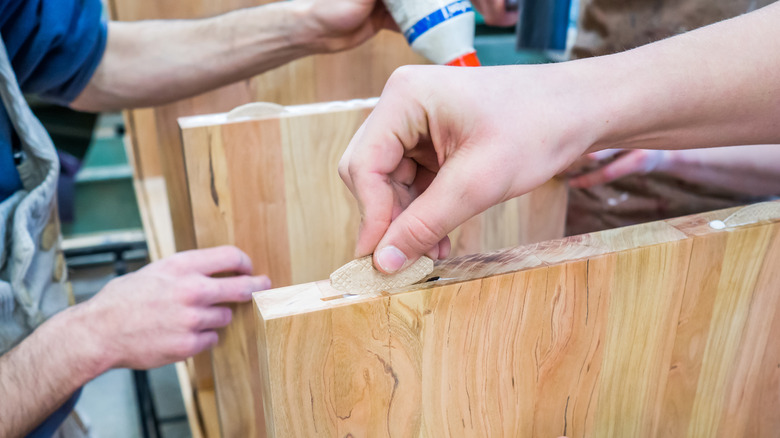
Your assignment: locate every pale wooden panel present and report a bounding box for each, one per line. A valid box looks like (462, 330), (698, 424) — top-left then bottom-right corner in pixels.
(181, 115), (290, 438)
(197, 389), (222, 438)
(254, 201), (780, 437)
(181, 100), (569, 437)
(278, 107), (372, 284)
(593, 240), (692, 436)
(257, 309), (336, 436)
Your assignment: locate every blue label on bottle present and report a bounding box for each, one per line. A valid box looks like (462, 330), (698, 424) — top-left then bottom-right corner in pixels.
(404, 0), (474, 45)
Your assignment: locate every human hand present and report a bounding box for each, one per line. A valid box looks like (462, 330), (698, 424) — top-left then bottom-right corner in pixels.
(564, 149), (671, 188)
(472, 0), (519, 27)
(82, 246), (271, 370)
(298, 0), (397, 53)
(339, 64), (590, 273)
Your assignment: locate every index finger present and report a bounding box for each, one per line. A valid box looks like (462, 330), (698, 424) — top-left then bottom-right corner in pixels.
(167, 246), (253, 276)
(345, 117), (404, 257)
(341, 69), (432, 256)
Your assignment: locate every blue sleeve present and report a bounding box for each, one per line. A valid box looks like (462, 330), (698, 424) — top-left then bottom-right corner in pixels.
(1, 0), (108, 106)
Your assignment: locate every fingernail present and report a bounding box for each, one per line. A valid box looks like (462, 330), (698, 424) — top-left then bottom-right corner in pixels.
(377, 246), (407, 273)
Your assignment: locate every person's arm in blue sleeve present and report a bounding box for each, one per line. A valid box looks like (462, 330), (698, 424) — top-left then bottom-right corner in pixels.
(3, 0), (108, 105)
(70, 0), (397, 111)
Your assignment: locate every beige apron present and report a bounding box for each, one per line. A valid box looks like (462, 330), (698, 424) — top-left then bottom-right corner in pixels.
(0, 34), (69, 355)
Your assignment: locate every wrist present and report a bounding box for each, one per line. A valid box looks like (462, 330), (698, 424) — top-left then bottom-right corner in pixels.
(220, 2), (315, 67)
(529, 62), (606, 170)
(277, 1), (330, 55)
(57, 303), (116, 379)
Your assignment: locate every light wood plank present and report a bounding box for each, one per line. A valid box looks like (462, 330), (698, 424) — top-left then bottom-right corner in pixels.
(254, 201), (780, 437)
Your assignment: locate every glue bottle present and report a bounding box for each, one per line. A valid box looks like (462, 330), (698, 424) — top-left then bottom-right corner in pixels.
(383, 0), (481, 67)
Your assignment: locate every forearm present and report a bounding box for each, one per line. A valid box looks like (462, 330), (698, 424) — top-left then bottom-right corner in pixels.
(71, 2), (315, 111)
(0, 305), (109, 436)
(659, 145), (780, 196)
(577, 2), (780, 153)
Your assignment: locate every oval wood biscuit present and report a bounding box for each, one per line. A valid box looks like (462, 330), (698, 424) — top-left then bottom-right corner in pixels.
(330, 255), (434, 295)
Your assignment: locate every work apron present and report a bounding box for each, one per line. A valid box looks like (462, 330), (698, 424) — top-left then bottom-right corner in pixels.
(0, 35), (69, 356)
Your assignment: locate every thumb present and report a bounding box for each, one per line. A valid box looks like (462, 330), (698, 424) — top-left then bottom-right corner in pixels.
(372, 165), (488, 273)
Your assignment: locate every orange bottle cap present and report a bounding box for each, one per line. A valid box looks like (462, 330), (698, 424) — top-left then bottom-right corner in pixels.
(446, 51), (481, 67)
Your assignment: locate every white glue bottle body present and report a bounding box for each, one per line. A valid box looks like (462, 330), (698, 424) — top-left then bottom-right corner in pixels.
(382, 0), (481, 66)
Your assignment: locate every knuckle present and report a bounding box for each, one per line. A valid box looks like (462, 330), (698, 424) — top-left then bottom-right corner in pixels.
(238, 276), (256, 293)
(402, 215), (446, 251)
(221, 246), (247, 271)
(230, 276), (257, 299)
(174, 334), (201, 358)
(181, 276), (211, 304)
(160, 256), (185, 273)
(387, 65), (418, 90)
(346, 160), (363, 182)
(218, 307), (233, 326)
(338, 158), (350, 181)
(182, 310), (203, 330)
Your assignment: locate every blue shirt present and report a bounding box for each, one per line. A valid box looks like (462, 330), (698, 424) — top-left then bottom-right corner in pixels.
(0, 0), (107, 201)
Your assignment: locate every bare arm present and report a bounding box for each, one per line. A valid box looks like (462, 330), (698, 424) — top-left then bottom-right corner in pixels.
(71, 0), (392, 111)
(0, 247), (269, 436)
(339, 2), (780, 272)
(662, 146), (780, 196)
(566, 145), (780, 197)
(0, 305), (106, 436)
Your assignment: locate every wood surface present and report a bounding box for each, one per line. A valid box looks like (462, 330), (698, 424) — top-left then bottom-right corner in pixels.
(180, 99), (569, 437)
(254, 200), (780, 437)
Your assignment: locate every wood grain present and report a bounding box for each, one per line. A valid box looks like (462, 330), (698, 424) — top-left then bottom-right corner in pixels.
(181, 100), (569, 437)
(254, 200), (780, 437)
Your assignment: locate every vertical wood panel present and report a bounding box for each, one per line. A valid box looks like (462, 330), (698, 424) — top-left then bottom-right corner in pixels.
(254, 202), (780, 437)
(659, 233), (727, 437)
(686, 225), (773, 437)
(594, 241), (692, 436)
(331, 300), (394, 436)
(279, 109), (369, 284)
(261, 310), (336, 437)
(715, 224), (780, 437)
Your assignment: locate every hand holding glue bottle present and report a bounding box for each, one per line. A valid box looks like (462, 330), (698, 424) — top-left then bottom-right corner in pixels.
(383, 0), (482, 66)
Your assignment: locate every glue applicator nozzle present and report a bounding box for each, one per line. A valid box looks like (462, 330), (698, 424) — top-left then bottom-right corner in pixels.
(446, 51), (481, 67)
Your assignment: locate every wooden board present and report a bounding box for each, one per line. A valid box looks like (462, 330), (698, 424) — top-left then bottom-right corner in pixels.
(254, 201), (780, 437)
(180, 99), (569, 437)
